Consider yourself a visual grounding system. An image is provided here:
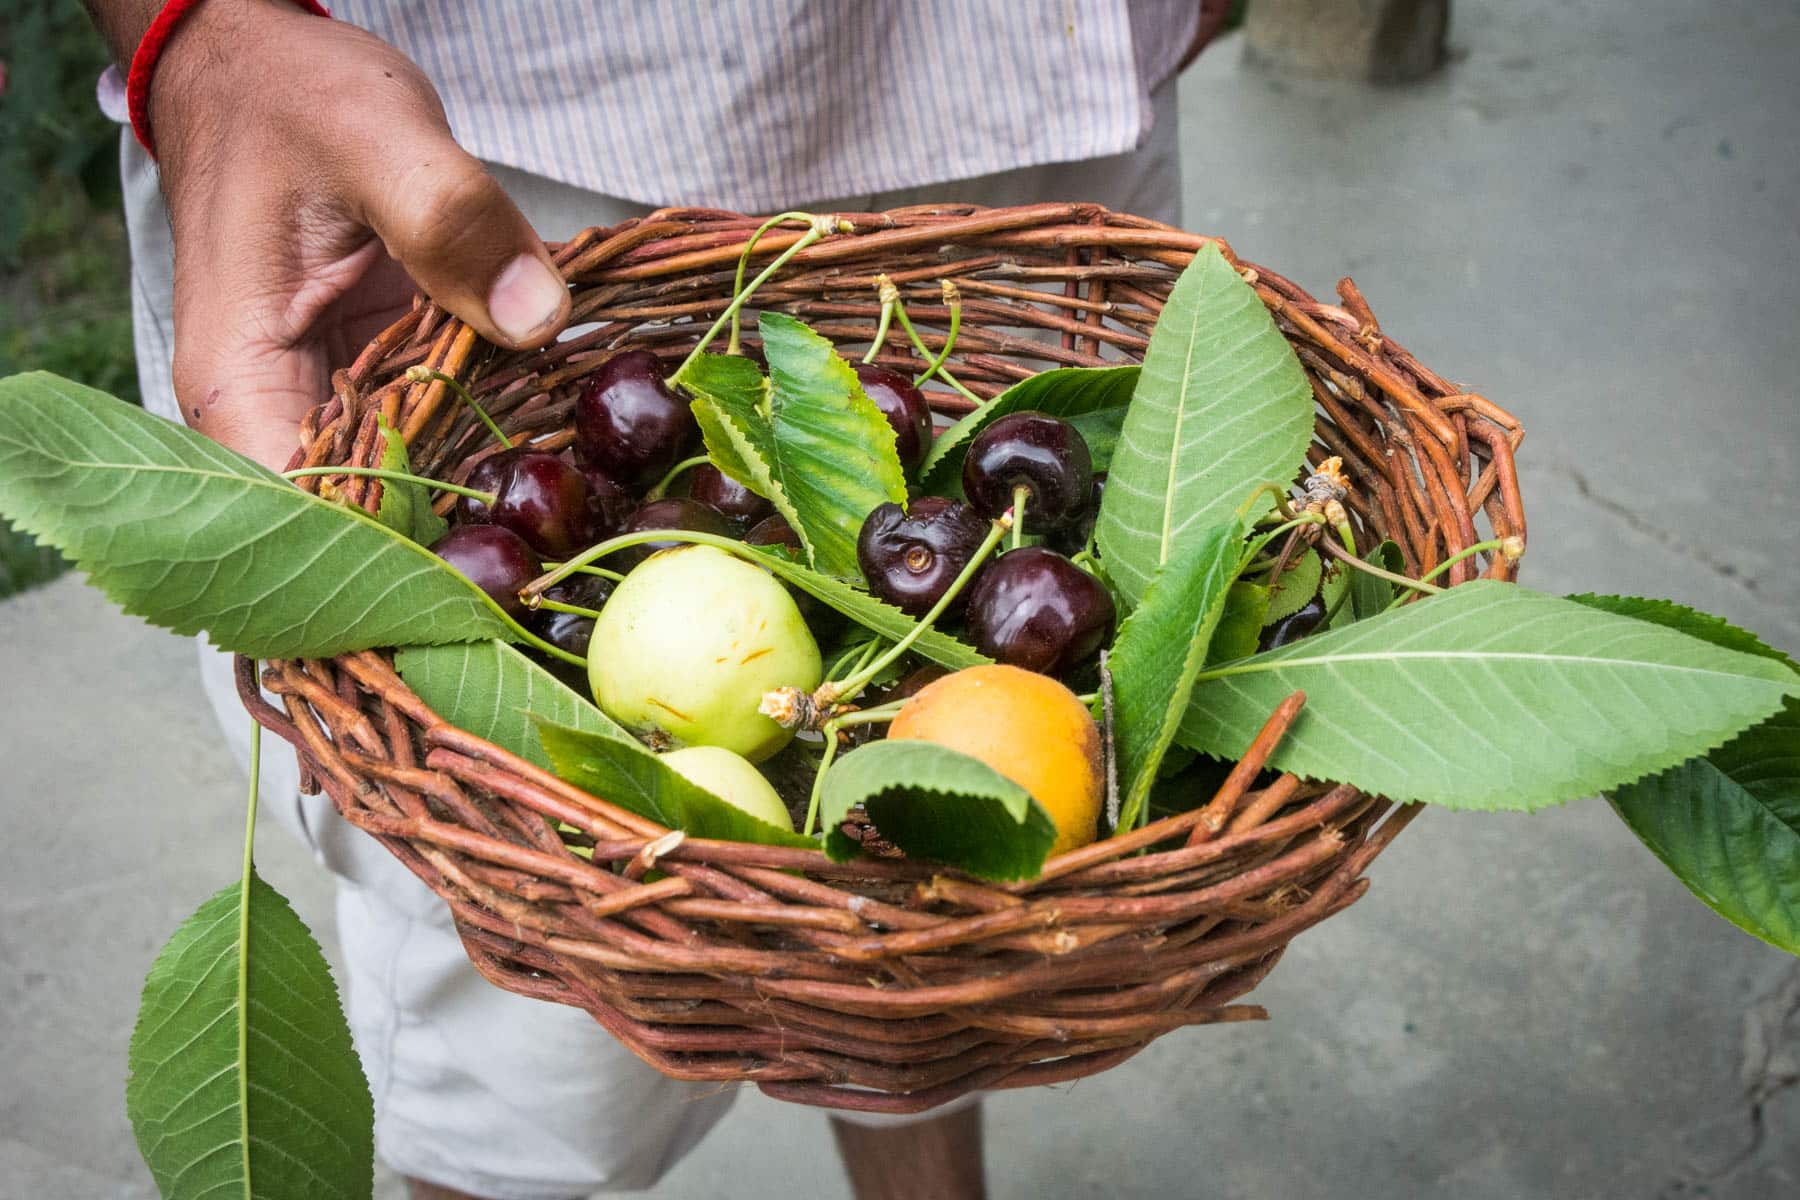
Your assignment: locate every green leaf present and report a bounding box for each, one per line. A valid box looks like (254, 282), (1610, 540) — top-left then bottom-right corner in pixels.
(396, 640), (630, 771)
(535, 717), (813, 847)
(1108, 520), (1250, 829)
(126, 873), (373, 1200)
(0, 372), (518, 657)
(1207, 580), (1270, 666)
(738, 538), (990, 672)
(1178, 581), (1800, 810)
(1350, 539), (1406, 620)
(372, 414), (449, 546)
(917, 365), (1140, 490)
(1064, 406), (1128, 475)
(1573, 594), (1800, 956)
(682, 316), (906, 578)
(818, 740), (1056, 881)
(0, 515), (67, 597)
(1095, 245), (1315, 605)
(1261, 547), (1323, 624)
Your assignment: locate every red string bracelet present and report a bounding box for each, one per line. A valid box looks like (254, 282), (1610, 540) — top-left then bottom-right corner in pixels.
(127, 0), (333, 157)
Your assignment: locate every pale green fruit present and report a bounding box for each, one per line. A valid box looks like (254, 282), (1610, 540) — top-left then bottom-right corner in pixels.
(588, 544), (821, 761)
(660, 746), (794, 830)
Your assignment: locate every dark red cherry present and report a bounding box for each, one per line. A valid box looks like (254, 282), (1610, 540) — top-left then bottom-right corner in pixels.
(1050, 474), (1106, 555)
(430, 525), (539, 617)
(530, 573), (614, 656)
(1259, 595), (1329, 650)
(575, 462), (635, 540)
(852, 363), (933, 474)
(856, 497), (989, 616)
(964, 547), (1115, 676)
(488, 452), (597, 558)
(574, 349), (698, 487)
(454, 447), (525, 525)
(962, 411), (1093, 527)
(689, 463), (773, 528)
(612, 497), (733, 570)
(744, 513), (802, 552)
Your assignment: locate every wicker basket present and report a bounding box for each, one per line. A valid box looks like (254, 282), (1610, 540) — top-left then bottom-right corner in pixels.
(244, 204), (1526, 1113)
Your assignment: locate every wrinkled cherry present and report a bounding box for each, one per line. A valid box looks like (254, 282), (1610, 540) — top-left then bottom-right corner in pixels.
(744, 513), (802, 552)
(612, 497), (733, 570)
(964, 547), (1115, 676)
(1259, 595), (1329, 650)
(962, 411), (1093, 527)
(689, 464), (773, 528)
(852, 363), (933, 474)
(575, 349), (698, 487)
(575, 462), (635, 541)
(430, 525), (539, 617)
(856, 497), (989, 616)
(454, 447), (524, 525)
(488, 452), (598, 558)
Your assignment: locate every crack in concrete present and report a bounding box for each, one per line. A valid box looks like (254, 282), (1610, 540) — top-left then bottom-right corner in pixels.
(1550, 462), (1764, 597)
(1662, 962), (1800, 1196)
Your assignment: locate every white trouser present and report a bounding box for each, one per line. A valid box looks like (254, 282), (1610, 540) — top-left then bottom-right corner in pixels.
(120, 81), (1179, 1198)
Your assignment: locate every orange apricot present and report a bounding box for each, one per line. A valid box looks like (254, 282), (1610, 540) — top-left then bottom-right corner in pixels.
(887, 664), (1103, 856)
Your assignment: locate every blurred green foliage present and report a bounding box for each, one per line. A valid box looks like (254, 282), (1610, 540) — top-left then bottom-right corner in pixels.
(1, 2), (136, 594)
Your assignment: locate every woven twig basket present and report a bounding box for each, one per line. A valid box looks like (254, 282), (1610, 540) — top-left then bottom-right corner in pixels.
(244, 204), (1526, 1113)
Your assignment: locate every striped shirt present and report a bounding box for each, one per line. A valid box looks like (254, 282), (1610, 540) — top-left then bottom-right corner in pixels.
(104, 2), (1200, 210)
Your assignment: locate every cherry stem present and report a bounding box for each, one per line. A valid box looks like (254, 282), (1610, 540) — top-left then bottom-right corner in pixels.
(680, 208), (835, 372)
(541, 561), (627, 583)
(802, 702), (906, 837)
(863, 282), (896, 364)
(914, 281), (962, 386)
(1010, 484), (1028, 550)
(525, 595), (605, 620)
(1316, 536), (1446, 600)
(283, 464), (496, 506)
(825, 636), (885, 685)
(893, 298), (982, 406)
(405, 367), (512, 450)
(644, 455), (709, 501)
(1383, 536), (1519, 609)
(726, 211), (817, 356)
(822, 512), (1012, 706)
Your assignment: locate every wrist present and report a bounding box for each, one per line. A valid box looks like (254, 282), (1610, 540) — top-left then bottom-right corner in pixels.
(136, 0), (329, 160)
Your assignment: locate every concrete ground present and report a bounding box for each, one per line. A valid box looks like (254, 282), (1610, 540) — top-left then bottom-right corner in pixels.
(3, 1), (1797, 1196)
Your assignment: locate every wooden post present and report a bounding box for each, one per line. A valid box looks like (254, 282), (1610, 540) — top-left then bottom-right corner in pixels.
(1243, 0), (1448, 84)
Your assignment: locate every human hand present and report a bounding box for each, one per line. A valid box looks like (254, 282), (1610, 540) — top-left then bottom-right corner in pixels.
(145, 2), (571, 469)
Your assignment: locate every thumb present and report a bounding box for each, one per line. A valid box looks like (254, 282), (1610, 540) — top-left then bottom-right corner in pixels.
(358, 139), (571, 350)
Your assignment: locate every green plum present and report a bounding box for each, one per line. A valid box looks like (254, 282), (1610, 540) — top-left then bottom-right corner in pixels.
(588, 544), (821, 761)
(660, 746), (793, 830)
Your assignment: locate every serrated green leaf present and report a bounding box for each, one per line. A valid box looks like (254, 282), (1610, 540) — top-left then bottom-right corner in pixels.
(1208, 580), (1270, 666)
(1178, 581), (1800, 810)
(819, 740), (1055, 881)
(1110, 520), (1250, 829)
(535, 717), (813, 847)
(0, 372), (518, 657)
(731, 536), (988, 671)
(1095, 245), (1314, 605)
(0, 515), (67, 597)
(681, 317), (905, 578)
(396, 640), (629, 771)
(1574, 594), (1800, 956)
(1350, 540), (1406, 621)
(372, 414), (448, 546)
(1261, 547), (1323, 624)
(917, 365), (1140, 490)
(127, 873), (373, 1200)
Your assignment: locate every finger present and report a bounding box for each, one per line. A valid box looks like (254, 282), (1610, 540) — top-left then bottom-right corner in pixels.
(355, 135), (572, 351)
(176, 342), (328, 473)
